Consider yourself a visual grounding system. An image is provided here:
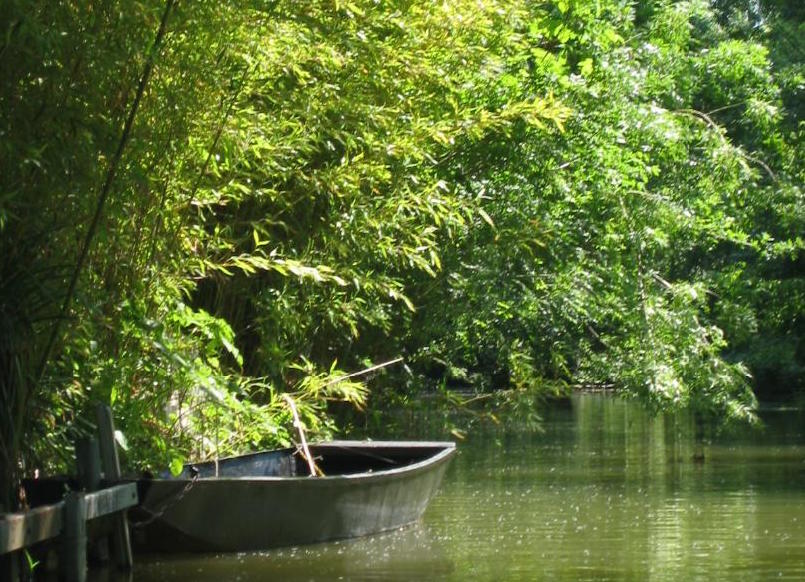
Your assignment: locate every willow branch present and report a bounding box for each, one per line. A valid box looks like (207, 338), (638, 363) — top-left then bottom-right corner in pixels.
(672, 108), (776, 181)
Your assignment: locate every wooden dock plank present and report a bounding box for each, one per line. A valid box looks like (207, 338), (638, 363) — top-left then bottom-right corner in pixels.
(0, 483), (137, 556)
(0, 502), (63, 554)
(83, 483), (138, 521)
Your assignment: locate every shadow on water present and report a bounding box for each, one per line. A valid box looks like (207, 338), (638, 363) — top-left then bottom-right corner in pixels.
(121, 393), (805, 581)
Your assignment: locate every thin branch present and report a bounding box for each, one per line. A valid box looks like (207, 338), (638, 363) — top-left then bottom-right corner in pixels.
(323, 357), (404, 387)
(459, 392), (496, 406)
(673, 108), (724, 133)
(184, 64), (254, 210)
(740, 152), (776, 181)
(281, 394), (320, 477)
(585, 321), (611, 350)
(651, 272), (673, 290)
(672, 108), (777, 182)
(707, 101), (748, 116)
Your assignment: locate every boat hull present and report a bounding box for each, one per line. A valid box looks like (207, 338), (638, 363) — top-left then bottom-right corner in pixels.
(134, 441), (455, 552)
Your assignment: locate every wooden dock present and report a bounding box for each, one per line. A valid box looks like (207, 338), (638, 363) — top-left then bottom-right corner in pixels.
(0, 405), (137, 582)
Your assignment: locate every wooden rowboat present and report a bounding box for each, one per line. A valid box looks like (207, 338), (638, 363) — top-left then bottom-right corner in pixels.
(132, 440), (455, 552)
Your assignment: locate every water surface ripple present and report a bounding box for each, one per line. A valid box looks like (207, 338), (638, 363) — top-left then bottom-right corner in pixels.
(132, 394), (805, 581)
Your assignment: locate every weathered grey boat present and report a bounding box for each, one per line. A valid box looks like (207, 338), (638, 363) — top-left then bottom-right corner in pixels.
(133, 440), (455, 552)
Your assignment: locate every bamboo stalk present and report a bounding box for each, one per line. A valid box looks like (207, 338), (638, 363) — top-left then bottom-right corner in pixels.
(34, 0), (177, 388)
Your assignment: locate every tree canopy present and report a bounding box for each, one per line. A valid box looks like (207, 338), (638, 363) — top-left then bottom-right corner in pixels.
(1, 0), (801, 510)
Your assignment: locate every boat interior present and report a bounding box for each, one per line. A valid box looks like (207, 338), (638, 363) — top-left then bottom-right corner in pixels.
(170, 442), (452, 479)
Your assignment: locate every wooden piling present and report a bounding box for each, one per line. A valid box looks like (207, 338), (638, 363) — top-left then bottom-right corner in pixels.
(0, 551), (20, 582)
(75, 436), (111, 563)
(62, 492), (87, 582)
(76, 437), (101, 492)
(95, 404), (133, 569)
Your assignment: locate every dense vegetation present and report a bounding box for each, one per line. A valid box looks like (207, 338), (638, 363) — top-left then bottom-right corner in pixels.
(1, 0), (801, 511)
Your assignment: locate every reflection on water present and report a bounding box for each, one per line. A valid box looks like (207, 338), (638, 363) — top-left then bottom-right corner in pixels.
(131, 526), (452, 582)
(132, 394), (805, 581)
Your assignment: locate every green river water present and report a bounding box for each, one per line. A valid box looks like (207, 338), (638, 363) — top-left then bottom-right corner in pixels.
(131, 393), (805, 581)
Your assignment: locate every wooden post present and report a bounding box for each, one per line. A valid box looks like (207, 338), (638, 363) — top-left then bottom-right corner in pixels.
(0, 551), (21, 582)
(75, 438), (101, 492)
(62, 492), (87, 582)
(75, 437), (111, 563)
(0, 501), (20, 582)
(95, 404), (132, 570)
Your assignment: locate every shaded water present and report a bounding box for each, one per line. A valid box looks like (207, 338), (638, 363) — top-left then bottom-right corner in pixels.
(132, 393), (805, 581)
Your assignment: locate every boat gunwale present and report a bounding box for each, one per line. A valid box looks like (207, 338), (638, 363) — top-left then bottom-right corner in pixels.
(147, 441), (456, 485)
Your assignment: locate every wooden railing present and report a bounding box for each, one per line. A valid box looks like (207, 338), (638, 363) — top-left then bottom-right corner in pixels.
(0, 405), (137, 582)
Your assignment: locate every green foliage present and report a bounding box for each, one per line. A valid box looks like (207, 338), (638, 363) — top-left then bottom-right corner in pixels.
(1, 0), (802, 508)
(406, 0), (800, 423)
(186, 0), (570, 384)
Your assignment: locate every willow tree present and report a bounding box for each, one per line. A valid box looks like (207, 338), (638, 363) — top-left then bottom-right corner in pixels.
(406, 0), (800, 421)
